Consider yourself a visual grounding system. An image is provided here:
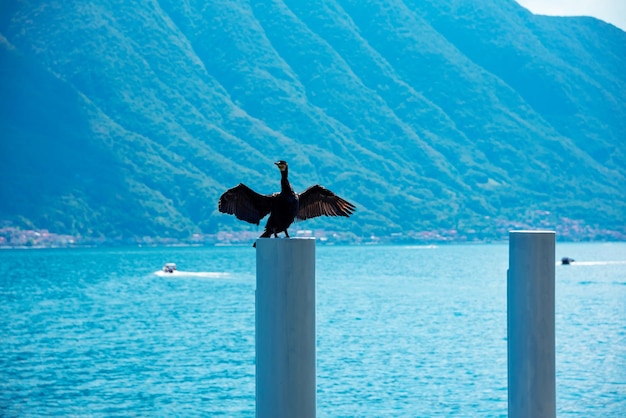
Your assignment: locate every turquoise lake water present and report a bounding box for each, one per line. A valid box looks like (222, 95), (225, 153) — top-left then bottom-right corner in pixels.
(1, 242), (625, 416)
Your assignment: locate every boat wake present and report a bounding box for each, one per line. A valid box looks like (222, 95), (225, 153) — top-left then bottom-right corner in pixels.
(559, 261), (626, 266)
(154, 270), (231, 278)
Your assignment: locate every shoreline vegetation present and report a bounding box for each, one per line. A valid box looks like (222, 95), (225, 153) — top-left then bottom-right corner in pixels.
(1, 223), (624, 249)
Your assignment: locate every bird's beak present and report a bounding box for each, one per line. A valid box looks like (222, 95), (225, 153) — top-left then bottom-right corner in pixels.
(274, 161), (280, 166)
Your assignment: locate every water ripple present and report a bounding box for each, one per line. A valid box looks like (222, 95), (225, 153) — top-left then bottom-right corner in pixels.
(1, 244), (625, 416)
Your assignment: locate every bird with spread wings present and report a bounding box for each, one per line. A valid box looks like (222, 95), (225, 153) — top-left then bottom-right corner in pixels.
(218, 160), (356, 246)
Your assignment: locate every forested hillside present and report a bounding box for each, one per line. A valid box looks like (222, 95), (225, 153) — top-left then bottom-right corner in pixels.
(1, 0), (625, 243)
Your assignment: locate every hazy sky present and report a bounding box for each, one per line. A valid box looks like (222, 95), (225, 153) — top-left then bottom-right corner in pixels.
(515, 0), (626, 31)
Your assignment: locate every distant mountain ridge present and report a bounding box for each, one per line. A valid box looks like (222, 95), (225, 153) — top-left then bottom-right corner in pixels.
(1, 0), (624, 241)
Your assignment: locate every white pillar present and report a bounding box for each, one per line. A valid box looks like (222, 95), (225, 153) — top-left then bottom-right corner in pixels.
(507, 230), (556, 418)
(255, 238), (316, 418)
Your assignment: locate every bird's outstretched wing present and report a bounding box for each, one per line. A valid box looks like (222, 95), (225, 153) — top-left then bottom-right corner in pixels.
(297, 185), (356, 220)
(218, 183), (273, 225)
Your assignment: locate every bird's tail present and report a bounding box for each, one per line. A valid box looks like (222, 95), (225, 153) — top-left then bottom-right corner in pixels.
(253, 230), (273, 247)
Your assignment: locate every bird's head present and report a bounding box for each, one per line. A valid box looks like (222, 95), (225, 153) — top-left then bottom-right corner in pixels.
(275, 160), (288, 172)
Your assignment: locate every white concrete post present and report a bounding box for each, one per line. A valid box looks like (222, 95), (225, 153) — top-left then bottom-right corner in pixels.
(507, 230), (556, 418)
(255, 238), (316, 418)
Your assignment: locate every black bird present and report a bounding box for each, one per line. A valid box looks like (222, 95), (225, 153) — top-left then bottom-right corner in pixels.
(218, 160), (356, 246)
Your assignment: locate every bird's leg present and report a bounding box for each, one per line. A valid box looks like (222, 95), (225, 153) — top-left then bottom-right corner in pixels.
(284, 230), (290, 238)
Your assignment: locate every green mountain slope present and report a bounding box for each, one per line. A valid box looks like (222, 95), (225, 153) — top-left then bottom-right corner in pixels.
(1, 0), (624, 242)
